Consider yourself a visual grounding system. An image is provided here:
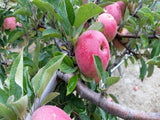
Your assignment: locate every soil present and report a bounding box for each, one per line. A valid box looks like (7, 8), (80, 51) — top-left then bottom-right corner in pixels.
(107, 61), (160, 113)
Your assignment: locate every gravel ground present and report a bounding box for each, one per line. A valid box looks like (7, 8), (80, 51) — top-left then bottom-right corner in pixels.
(108, 62), (160, 113)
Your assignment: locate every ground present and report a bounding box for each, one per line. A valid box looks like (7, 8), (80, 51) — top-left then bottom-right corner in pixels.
(108, 61), (160, 113)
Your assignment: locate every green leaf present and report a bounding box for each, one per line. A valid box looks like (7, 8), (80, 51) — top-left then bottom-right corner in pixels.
(74, 3), (103, 29)
(8, 30), (24, 45)
(87, 22), (104, 32)
(29, 39), (40, 77)
(146, 56), (160, 66)
(151, 40), (160, 58)
(65, 0), (75, 26)
(99, 108), (107, 120)
(93, 55), (103, 80)
(32, 54), (66, 98)
(0, 103), (17, 120)
(147, 64), (154, 77)
(10, 95), (28, 118)
(140, 35), (148, 48)
(14, 7), (31, 16)
(9, 51), (23, 100)
(66, 75), (78, 96)
(139, 59), (147, 79)
(42, 28), (61, 39)
(106, 77), (120, 86)
(32, 0), (62, 22)
(0, 89), (9, 105)
(59, 0), (70, 35)
(59, 55), (78, 73)
(79, 114), (90, 120)
(41, 92), (59, 106)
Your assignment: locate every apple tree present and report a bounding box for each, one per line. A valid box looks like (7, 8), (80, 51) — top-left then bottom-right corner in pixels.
(0, 0), (160, 120)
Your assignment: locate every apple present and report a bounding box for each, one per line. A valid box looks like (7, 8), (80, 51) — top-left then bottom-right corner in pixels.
(96, 13), (117, 42)
(30, 105), (71, 120)
(116, 1), (126, 17)
(133, 86), (138, 91)
(157, 21), (160, 34)
(3, 17), (22, 31)
(104, 3), (122, 24)
(113, 28), (129, 51)
(83, 0), (86, 4)
(75, 30), (110, 83)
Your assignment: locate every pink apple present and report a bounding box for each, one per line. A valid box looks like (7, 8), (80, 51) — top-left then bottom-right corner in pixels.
(133, 86), (138, 91)
(83, 0), (86, 4)
(3, 17), (22, 31)
(108, 97), (113, 102)
(104, 3), (122, 24)
(30, 105), (71, 120)
(96, 13), (117, 42)
(116, 1), (126, 17)
(113, 28), (129, 51)
(157, 21), (160, 34)
(75, 30), (110, 83)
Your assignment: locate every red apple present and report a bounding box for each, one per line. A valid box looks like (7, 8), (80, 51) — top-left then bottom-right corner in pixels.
(83, 0), (86, 4)
(31, 105), (71, 120)
(157, 21), (160, 34)
(133, 86), (138, 91)
(75, 30), (110, 83)
(113, 28), (129, 51)
(104, 3), (122, 24)
(116, 1), (126, 17)
(3, 17), (22, 31)
(96, 13), (117, 42)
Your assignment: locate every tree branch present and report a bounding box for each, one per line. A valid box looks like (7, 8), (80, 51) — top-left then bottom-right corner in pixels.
(57, 71), (160, 120)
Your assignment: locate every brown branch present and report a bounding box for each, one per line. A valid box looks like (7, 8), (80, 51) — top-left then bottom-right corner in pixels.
(117, 32), (160, 39)
(132, 0), (143, 18)
(57, 71), (160, 120)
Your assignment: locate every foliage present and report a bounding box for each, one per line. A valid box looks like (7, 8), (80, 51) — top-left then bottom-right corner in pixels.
(0, 0), (160, 120)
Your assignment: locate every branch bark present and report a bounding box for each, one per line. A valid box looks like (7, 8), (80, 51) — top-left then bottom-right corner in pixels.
(57, 71), (160, 120)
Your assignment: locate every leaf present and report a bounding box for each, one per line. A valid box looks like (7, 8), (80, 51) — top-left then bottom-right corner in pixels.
(66, 75), (78, 96)
(139, 59), (147, 79)
(42, 28), (61, 39)
(32, 54), (66, 98)
(29, 39), (40, 76)
(147, 64), (154, 77)
(93, 55), (103, 80)
(65, 0), (75, 26)
(9, 51), (23, 100)
(146, 56), (160, 66)
(41, 92), (59, 106)
(87, 22), (104, 32)
(106, 77), (120, 86)
(151, 40), (160, 58)
(8, 30), (24, 45)
(79, 114), (90, 120)
(14, 7), (31, 16)
(10, 95), (28, 118)
(0, 88), (9, 105)
(59, 55), (78, 73)
(74, 3), (104, 29)
(140, 35), (148, 48)
(99, 108), (107, 120)
(0, 103), (17, 120)
(32, 0), (62, 22)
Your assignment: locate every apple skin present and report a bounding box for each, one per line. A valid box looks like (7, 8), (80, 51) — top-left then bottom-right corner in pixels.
(96, 13), (117, 42)
(116, 1), (126, 17)
(30, 105), (71, 120)
(83, 0), (86, 4)
(104, 3), (122, 24)
(75, 30), (110, 83)
(113, 28), (129, 51)
(3, 17), (22, 31)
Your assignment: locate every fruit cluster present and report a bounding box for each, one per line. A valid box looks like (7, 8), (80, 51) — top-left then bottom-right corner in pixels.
(75, 1), (128, 83)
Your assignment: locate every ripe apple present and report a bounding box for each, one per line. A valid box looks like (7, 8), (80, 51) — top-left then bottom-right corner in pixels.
(30, 105), (71, 120)
(75, 30), (110, 83)
(104, 3), (122, 24)
(157, 21), (160, 34)
(113, 28), (129, 51)
(116, 1), (126, 17)
(3, 17), (22, 31)
(133, 86), (138, 91)
(83, 0), (86, 4)
(96, 13), (117, 42)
